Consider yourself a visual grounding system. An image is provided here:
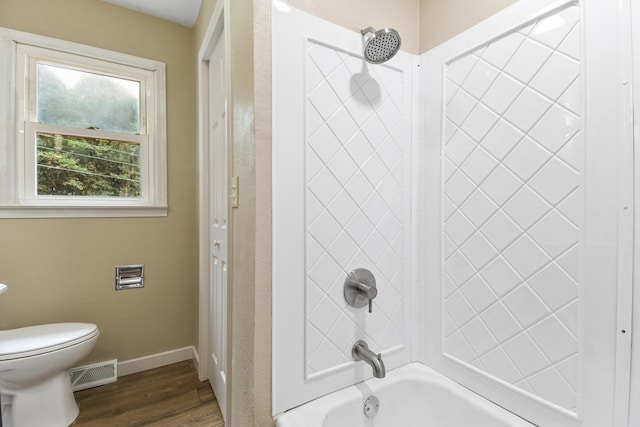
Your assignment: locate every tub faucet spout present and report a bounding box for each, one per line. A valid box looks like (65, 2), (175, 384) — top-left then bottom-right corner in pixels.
(352, 340), (386, 378)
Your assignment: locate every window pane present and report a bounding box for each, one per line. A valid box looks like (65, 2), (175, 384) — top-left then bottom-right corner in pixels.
(37, 133), (141, 197)
(37, 64), (141, 134)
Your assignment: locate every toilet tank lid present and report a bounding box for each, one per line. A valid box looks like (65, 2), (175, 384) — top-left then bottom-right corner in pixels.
(0, 322), (98, 359)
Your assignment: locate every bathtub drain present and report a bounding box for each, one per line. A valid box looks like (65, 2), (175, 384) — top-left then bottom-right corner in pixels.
(363, 396), (379, 418)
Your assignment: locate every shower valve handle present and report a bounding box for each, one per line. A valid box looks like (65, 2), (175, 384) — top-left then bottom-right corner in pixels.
(344, 268), (377, 313)
(350, 280), (377, 313)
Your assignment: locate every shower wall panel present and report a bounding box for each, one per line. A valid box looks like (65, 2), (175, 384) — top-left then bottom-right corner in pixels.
(272, 5), (415, 414)
(442, 3), (581, 412)
(422, 0), (627, 425)
(304, 39), (407, 377)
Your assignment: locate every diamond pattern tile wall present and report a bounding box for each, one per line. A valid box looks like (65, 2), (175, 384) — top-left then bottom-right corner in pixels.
(442, 2), (581, 411)
(305, 40), (406, 378)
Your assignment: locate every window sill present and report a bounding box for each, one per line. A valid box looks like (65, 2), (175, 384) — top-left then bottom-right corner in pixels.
(0, 204), (168, 218)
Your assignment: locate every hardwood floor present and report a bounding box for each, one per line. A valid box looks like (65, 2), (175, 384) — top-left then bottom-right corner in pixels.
(72, 360), (224, 427)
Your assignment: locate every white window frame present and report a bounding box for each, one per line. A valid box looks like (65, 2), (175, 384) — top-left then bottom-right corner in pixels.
(0, 27), (167, 218)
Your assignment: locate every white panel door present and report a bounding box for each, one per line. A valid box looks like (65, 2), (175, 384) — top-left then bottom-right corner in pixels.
(422, 0), (631, 426)
(207, 33), (227, 419)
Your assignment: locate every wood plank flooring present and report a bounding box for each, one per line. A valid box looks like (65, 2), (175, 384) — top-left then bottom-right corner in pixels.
(72, 360), (224, 427)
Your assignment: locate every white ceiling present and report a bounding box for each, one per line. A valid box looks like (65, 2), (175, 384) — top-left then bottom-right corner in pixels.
(102, 0), (203, 27)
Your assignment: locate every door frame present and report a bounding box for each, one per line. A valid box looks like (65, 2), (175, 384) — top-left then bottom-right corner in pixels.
(197, 0), (230, 420)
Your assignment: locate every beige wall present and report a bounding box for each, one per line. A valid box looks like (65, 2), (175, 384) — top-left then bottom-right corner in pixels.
(195, 0), (220, 47)
(253, 1), (273, 425)
(287, 0), (420, 54)
(0, 0), (198, 363)
(419, 0), (518, 51)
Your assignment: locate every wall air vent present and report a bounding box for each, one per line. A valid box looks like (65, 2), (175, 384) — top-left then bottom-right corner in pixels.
(70, 359), (118, 391)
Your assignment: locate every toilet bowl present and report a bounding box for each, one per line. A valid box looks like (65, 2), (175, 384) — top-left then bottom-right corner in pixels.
(0, 322), (99, 427)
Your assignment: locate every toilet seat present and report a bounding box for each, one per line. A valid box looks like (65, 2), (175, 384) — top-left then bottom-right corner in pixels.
(0, 323), (99, 361)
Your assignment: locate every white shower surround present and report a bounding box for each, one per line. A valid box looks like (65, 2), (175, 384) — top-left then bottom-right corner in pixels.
(272, 3), (416, 413)
(441, 2), (581, 412)
(273, 0), (634, 426)
(303, 37), (410, 378)
(423, 0), (630, 425)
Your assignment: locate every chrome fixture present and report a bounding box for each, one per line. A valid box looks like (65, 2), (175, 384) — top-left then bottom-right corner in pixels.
(352, 340), (386, 378)
(344, 268), (377, 313)
(363, 395), (380, 418)
(115, 264), (144, 290)
(361, 27), (402, 64)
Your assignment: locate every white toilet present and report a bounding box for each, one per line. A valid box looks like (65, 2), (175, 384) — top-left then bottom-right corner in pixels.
(0, 285), (99, 427)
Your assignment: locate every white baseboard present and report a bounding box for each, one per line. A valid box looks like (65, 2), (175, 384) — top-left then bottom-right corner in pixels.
(117, 346), (197, 377)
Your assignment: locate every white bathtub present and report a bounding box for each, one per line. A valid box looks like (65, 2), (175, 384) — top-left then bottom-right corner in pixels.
(275, 363), (535, 427)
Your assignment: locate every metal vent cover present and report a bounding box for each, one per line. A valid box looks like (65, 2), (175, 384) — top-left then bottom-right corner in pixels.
(70, 359), (118, 391)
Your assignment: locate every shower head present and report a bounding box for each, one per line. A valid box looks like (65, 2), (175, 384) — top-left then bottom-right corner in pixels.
(361, 27), (402, 64)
